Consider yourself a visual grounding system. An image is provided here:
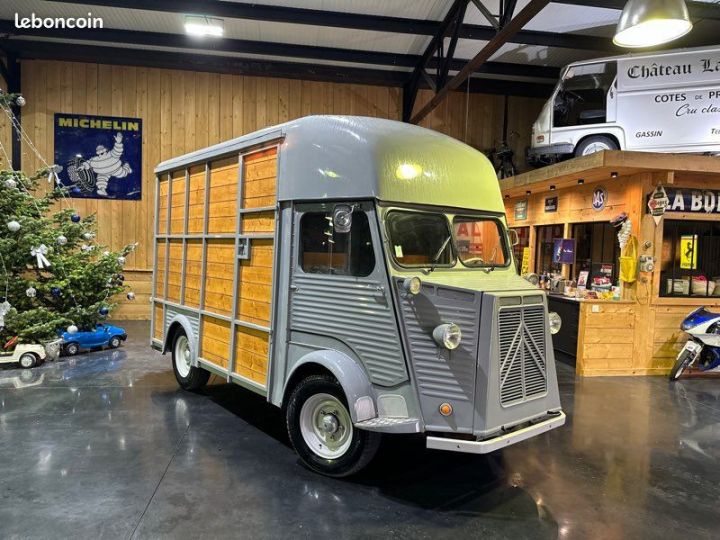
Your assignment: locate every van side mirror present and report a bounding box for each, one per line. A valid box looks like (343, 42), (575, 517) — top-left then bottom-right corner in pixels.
(333, 205), (353, 233)
(509, 229), (520, 246)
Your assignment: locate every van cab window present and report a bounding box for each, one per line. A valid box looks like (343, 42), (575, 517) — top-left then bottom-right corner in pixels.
(554, 62), (617, 128)
(300, 210), (375, 276)
(386, 211), (455, 268)
(453, 217), (508, 267)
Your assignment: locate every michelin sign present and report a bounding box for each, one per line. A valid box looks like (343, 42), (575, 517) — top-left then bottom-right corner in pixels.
(54, 113), (142, 200)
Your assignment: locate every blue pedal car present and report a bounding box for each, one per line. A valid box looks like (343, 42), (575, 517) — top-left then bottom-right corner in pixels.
(60, 324), (127, 356)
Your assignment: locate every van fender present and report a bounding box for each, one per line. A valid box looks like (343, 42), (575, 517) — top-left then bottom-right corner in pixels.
(163, 314), (198, 364)
(285, 349), (377, 422)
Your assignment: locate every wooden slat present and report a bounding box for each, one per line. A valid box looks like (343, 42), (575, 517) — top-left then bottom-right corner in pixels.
(234, 326), (269, 384)
(201, 316), (231, 368)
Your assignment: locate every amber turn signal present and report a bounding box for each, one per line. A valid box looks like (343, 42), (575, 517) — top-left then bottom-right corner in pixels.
(439, 403), (453, 416)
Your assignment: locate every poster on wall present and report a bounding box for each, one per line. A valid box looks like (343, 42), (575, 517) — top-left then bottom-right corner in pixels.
(521, 247), (530, 274)
(552, 238), (576, 265)
(514, 200), (528, 221)
(54, 113), (142, 200)
(680, 234), (698, 270)
(545, 196), (558, 213)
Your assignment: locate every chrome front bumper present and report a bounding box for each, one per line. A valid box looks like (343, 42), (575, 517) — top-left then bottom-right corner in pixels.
(426, 411), (566, 454)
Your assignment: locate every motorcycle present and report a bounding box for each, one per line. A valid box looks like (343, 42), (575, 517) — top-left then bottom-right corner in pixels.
(669, 307), (720, 380)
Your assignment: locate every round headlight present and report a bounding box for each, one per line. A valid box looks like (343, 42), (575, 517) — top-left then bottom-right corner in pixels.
(403, 276), (422, 295)
(433, 323), (462, 350)
(549, 312), (562, 335)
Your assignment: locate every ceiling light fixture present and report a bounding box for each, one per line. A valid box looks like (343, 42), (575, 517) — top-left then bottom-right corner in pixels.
(185, 15), (224, 37)
(550, 185), (556, 191)
(613, 0), (692, 48)
(611, 171), (619, 178)
(578, 179), (585, 185)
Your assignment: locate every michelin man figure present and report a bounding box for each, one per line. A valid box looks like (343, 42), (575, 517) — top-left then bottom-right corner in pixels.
(80, 132), (132, 197)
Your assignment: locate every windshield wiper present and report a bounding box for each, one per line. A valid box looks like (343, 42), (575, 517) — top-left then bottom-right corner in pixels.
(428, 235), (452, 272)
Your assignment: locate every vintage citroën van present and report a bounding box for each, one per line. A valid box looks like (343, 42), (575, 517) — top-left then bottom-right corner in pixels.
(151, 116), (565, 477)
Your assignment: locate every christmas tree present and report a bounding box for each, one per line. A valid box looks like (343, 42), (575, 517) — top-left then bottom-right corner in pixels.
(0, 92), (135, 346)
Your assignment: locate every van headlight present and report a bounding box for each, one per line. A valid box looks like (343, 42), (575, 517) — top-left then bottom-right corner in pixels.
(433, 323), (462, 350)
(549, 312), (562, 334)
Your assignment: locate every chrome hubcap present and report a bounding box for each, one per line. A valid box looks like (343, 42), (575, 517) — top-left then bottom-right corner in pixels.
(583, 142), (611, 155)
(299, 393), (353, 459)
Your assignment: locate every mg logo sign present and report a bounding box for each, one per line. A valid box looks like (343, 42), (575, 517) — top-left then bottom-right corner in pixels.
(592, 187), (607, 211)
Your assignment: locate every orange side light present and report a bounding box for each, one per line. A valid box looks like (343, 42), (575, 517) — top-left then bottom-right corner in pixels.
(439, 403), (453, 416)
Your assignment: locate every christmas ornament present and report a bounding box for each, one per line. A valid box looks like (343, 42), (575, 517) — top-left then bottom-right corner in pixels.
(15, 95), (25, 107)
(56, 235), (68, 246)
(30, 245), (51, 269)
(82, 232), (95, 240)
(7, 220), (20, 232)
(51, 286), (62, 297)
(26, 287), (36, 298)
(99, 306), (110, 316)
(126, 291), (136, 301)
(71, 214), (81, 223)
(81, 244), (92, 252)
(4, 178), (17, 189)
(118, 256), (126, 265)
(47, 169), (56, 185)
(0, 300), (11, 328)
(67, 325), (78, 334)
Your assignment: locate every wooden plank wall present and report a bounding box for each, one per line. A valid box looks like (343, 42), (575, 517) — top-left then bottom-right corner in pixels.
(17, 59), (543, 319)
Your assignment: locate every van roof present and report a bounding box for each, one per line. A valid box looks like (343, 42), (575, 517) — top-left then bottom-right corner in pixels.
(561, 44), (720, 71)
(155, 115), (503, 213)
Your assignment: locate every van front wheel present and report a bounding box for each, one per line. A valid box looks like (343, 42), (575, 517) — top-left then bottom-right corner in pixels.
(286, 374), (380, 477)
(575, 135), (618, 156)
(171, 331), (210, 391)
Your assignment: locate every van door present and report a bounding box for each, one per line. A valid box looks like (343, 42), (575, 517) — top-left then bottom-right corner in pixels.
(288, 202), (408, 387)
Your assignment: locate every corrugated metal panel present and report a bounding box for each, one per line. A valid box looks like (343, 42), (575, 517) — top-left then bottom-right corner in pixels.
(290, 274), (407, 386)
(399, 284), (479, 402)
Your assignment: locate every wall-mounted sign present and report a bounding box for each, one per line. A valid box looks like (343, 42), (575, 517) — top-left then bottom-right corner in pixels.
(680, 235), (698, 270)
(552, 238), (576, 265)
(592, 187), (608, 211)
(54, 113), (142, 200)
(648, 187), (720, 215)
(521, 247), (530, 274)
(647, 185), (670, 224)
(545, 196), (558, 213)
(514, 200), (528, 221)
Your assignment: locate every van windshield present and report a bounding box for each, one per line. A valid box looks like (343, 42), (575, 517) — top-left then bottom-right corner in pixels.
(554, 61), (617, 127)
(453, 216), (508, 268)
(386, 211), (455, 268)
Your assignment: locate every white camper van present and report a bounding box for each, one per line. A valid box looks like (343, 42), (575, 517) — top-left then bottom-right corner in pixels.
(528, 46), (720, 163)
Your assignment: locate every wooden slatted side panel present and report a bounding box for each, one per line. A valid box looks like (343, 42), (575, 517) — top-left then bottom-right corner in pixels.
(204, 239), (235, 316)
(201, 316), (231, 369)
(154, 240), (166, 299)
(234, 327), (270, 384)
(208, 157), (237, 234)
(185, 240), (203, 309)
(187, 165), (206, 234)
(234, 148), (278, 385)
(169, 170), (186, 234)
(652, 306), (690, 369)
(157, 176), (169, 235)
(166, 240), (184, 303)
(153, 304), (164, 340)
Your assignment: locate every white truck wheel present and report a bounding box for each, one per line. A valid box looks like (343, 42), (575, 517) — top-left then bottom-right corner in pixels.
(18, 353), (37, 369)
(575, 135), (618, 156)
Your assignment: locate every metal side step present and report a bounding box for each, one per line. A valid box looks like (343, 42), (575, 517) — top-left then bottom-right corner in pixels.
(354, 416), (421, 433)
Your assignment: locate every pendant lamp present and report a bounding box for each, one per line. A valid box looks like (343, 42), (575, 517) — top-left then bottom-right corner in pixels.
(613, 0), (693, 48)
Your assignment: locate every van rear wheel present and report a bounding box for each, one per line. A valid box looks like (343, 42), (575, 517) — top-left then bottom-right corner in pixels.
(575, 135), (618, 156)
(286, 374), (380, 477)
(171, 331), (210, 391)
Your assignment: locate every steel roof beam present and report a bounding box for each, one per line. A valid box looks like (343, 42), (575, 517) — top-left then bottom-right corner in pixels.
(553, 0), (720, 21)
(0, 39), (555, 98)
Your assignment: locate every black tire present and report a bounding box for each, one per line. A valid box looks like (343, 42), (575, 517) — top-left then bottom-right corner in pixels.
(669, 351), (693, 381)
(18, 353), (37, 369)
(574, 135), (618, 157)
(286, 374), (381, 478)
(171, 330), (210, 391)
(65, 342), (79, 356)
(108, 336), (122, 349)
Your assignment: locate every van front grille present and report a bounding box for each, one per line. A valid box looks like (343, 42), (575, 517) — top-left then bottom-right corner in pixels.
(498, 304), (547, 406)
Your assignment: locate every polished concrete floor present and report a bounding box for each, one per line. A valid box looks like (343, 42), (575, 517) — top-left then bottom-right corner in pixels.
(1, 321), (719, 539)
